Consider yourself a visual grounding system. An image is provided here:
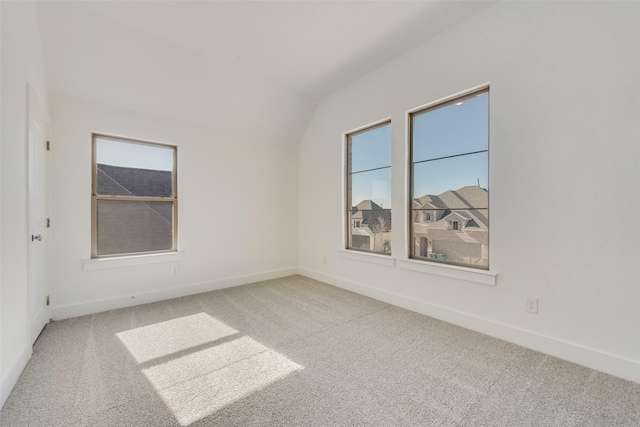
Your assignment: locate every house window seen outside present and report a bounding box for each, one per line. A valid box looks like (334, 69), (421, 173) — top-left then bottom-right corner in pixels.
(346, 122), (392, 254)
(92, 134), (177, 258)
(410, 88), (489, 269)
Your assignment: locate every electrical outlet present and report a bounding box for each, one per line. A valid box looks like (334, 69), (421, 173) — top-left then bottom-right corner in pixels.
(171, 266), (178, 276)
(526, 297), (538, 314)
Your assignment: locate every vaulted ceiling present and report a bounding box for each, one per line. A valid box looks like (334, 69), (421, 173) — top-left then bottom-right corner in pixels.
(36, 1), (494, 133)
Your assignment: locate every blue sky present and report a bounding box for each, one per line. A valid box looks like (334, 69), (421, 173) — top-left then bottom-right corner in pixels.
(413, 91), (488, 197)
(350, 124), (392, 208)
(349, 91), (488, 207)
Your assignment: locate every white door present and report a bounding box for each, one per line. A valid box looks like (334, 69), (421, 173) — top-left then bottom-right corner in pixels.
(28, 87), (50, 344)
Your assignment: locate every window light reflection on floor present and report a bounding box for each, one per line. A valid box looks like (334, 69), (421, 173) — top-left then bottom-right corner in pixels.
(117, 312), (237, 364)
(117, 313), (303, 426)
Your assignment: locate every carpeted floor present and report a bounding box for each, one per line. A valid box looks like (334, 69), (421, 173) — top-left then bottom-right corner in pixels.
(1, 275), (639, 426)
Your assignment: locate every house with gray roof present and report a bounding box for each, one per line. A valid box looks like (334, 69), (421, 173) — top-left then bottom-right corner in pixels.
(350, 200), (391, 253)
(413, 185), (488, 266)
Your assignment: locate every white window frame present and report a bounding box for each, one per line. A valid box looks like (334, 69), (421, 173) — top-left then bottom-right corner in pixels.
(343, 118), (392, 256)
(91, 133), (178, 258)
(407, 85), (490, 270)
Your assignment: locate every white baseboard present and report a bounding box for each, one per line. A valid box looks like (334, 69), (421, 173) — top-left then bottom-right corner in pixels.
(1, 345), (32, 410)
(298, 267), (640, 384)
(50, 267), (298, 320)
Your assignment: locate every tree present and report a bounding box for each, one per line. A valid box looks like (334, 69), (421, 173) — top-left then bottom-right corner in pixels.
(371, 215), (387, 233)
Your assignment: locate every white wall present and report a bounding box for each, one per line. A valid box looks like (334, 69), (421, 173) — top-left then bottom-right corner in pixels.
(48, 93), (305, 319)
(0, 1), (50, 408)
(298, 1), (640, 383)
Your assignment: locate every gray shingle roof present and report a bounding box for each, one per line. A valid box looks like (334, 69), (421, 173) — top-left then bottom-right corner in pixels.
(351, 199), (391, 232)
(415, 186), (488, 229)
(454, 186), (488, 208)
(417, 186), (487, 210)
(355, 200), (383, 210)
(97, 164), (173, 198)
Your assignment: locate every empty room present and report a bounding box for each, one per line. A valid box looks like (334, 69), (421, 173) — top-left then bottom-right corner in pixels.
(1, 1), (639, 425)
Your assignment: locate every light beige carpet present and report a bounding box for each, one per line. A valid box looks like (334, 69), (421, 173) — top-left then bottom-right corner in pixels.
(1, 275), (639, 426)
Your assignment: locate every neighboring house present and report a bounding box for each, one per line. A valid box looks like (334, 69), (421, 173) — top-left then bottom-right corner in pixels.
(413, 185), (488, 266)
(350, 200), (391, 253)
(96, 164), (173, 255)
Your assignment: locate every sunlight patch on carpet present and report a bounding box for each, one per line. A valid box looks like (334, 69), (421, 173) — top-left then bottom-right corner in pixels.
(154, 348), (302, 426)
(117, 312), (237, 364)
(117, 312), (303, 426)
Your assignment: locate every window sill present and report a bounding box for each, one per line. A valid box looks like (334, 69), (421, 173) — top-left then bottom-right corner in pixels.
(82, 251), (184, 271)
(397, 259), (496, 286)
(339, 250), (396, 267)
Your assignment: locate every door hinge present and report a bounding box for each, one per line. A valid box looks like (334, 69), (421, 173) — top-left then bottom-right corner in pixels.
(46, 295), (50, 306)
(46, 218), (50, 228)
(46, 140), (51, 151)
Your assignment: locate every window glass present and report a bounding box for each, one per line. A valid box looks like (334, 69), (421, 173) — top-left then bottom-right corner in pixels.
(350, 125), (392, 172)
(96, 200), (173, 256)
(96, 137), (174, 198)
(346, 122), (392, 254)
(412, 92), (489, 162)
(412, 152), (488, 199)
(410, 89), (489, 269)
(92, 135), (177, 258)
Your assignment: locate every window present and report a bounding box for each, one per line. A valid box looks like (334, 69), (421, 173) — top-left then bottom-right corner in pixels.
(92, 134), (177, 258)
(425, 212), (431, 221)
(346, 121), (392, 254)
(409, 88), (489, 269)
